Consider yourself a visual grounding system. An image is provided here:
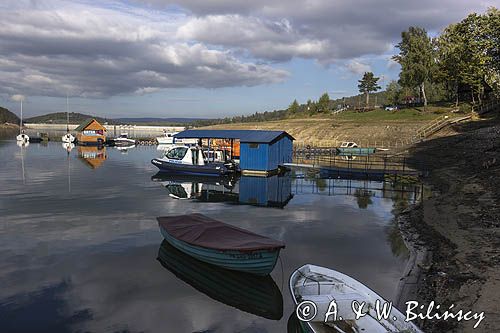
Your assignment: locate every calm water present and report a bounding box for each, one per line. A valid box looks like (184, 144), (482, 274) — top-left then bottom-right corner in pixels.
(0, 141), (417, 333)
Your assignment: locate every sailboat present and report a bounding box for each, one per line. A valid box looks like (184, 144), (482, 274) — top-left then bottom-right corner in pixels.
(16, 99), (29, 143)
(61, 96), (75, 143)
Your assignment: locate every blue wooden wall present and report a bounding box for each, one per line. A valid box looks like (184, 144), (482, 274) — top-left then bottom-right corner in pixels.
(240, 136), (293, 171)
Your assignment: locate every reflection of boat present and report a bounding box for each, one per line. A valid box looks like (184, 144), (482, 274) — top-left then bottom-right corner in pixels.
(152, 172), (237, 200)
(78, 146), (107, 169)
(290, 264), (423, 333)
(113, 133), (136, 146)
(157, 213), (285, 275)
(157, 240), (283, 320)
(62, 142), (75, 152)
(151, 145), (237, 176)
(152, 172), (293, 208)
(116, 144), (135, 153)
(336, 142), (375, 155)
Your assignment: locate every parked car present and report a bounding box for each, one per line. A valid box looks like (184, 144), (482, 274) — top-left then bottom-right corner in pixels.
(385, 105), (398, 111)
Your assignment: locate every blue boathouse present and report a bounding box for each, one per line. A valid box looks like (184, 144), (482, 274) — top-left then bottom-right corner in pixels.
(174, 129), (294, 175)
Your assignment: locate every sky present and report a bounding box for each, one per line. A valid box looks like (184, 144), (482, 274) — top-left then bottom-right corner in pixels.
(0, 0), (497, 118)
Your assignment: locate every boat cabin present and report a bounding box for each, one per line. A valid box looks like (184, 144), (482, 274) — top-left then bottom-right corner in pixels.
(164, 146), (208, 166)
(75, 118), (107, 145)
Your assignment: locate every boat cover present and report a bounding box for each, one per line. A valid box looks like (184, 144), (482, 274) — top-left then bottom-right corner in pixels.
(157, 213), (285, 252)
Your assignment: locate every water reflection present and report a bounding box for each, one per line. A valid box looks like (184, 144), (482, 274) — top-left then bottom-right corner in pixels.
(0, 142), (424, 333)
(157, 240), (283, 320)
(78, 146), (107, 169)
(152, 173), (294, 208)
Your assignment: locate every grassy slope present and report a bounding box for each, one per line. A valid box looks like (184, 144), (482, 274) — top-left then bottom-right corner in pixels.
(204, 107), (460, 147)
(0, 106), (20, 124)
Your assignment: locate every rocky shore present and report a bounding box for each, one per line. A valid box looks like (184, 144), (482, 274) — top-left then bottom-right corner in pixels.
(397, 112), (500, 332)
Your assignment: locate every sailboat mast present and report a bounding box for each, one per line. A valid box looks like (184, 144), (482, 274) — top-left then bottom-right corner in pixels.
(66, 95), (69, 132)
(20, 99), (23, 134)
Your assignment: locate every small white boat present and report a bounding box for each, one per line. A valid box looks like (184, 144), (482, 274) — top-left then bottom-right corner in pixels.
(16, 133), (30, 143)
(156, 131), (198, 145)
(62, 133), (75, 143)
(16, 99), (29, 143)
(290, 264), (424, 333)
(114, 133), (136, 146)
(156, 131), (176, 145)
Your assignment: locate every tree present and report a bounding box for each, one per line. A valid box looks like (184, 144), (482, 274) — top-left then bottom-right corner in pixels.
(287, 99), (299, 115)
(393, 27), (434, 109)
(385, 80), (402, 106)
(357, 72), (381, 107)
(317, 93), (330, 113)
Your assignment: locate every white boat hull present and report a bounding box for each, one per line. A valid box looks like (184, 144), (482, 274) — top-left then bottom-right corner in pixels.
(290, 264), (424, 333)
(62, 133), (75, 143)
(16, 134), (30, 142)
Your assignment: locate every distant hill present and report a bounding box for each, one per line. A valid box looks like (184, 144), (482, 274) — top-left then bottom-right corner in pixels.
(0, 106), (20, 124)
(25, 112), (113, 125)
(24, 112), (208, 125)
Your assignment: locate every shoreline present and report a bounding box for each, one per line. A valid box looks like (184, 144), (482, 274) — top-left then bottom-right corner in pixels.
(394, 112), (500, 332)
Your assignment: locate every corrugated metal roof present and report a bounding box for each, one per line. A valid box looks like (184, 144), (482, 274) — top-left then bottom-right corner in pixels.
(174, 129), (294, 144)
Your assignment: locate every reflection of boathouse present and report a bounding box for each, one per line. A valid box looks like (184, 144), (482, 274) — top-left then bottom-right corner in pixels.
(153, 173), (293, 208)
(78, 146), (107, 169)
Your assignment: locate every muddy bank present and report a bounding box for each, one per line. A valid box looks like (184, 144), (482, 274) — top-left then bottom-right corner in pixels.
(398, 113), (500, 332)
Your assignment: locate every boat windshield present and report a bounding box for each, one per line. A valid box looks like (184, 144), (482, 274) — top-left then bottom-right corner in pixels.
(166, 147), (188, 160)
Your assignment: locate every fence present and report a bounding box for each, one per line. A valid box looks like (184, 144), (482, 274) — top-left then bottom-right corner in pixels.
(290, 149), (424, 178)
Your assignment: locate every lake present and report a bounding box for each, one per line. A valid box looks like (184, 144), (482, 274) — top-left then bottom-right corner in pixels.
(0, 141), (418, 333)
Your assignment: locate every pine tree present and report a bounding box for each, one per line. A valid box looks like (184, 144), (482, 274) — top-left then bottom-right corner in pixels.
(357, 72), (381, 107)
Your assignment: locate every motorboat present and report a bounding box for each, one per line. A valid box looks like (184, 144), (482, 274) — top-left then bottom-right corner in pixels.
(156, 131), (198, 145)
(156, 131), (176, 145)
(157, 213), (285, 275)
(151, 145), (238, 176)
(336, 142), (376, 155)
(289, 264), (424, 333)
(113, 133), (136, 146)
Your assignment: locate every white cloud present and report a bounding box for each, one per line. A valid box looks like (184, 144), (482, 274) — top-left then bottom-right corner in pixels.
(10, 94), (26, 102)
(345, 60), (372, 75)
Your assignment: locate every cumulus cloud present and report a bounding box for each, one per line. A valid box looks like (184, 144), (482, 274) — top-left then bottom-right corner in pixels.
(10, 94), (26, 102)
(0, 0), (288, 98)
(345, 60), (372, 75)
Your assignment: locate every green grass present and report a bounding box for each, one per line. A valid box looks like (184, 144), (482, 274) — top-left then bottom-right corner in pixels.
(334, 107), (455, 122)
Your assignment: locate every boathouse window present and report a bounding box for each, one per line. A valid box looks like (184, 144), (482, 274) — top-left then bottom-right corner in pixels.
(249, 143), (259, 149)
(166, 147), (188, 160)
